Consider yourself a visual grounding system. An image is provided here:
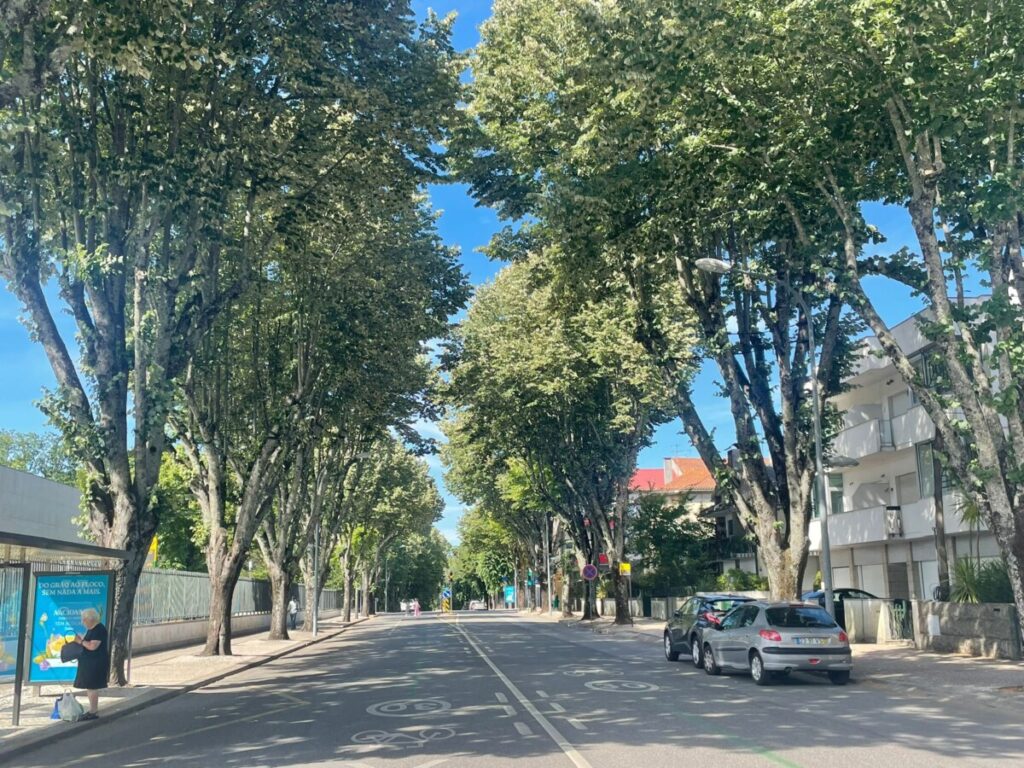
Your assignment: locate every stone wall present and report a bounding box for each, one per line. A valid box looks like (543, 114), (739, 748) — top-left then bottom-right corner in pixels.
(912, 600), (1022, 660)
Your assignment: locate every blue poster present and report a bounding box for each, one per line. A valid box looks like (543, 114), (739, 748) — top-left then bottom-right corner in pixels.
(29, 573), (112, 684)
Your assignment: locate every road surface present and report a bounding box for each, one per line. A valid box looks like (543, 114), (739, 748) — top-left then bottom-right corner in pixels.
(18, 612), (1024, 767)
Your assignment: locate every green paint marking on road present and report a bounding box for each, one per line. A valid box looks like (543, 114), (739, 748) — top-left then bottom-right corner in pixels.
(748, 745), (805, 768)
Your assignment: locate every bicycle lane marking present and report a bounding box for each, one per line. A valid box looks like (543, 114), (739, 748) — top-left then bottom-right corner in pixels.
(445, 619), (593, 768)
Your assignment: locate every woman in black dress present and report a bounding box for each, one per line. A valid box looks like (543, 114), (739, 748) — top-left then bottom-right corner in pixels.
(73, 608), (109, 720)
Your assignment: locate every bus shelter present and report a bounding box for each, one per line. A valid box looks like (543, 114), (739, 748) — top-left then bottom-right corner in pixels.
(1, 531), (128, 726)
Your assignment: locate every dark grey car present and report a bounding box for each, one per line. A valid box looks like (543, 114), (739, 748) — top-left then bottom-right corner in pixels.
(702, 601), (852, 685)
(664, 594), (752, 667)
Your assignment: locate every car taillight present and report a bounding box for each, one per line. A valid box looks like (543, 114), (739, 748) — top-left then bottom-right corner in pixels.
(838, 631), (848, 644)
(759, 629), (782, 642)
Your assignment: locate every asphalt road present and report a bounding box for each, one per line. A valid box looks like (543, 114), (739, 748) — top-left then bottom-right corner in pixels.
(16, 612), (1024, 767)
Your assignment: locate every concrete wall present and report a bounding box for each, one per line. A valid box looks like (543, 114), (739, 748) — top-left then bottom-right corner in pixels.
(131, 609), (343, 654)
(0, 465), (81, 541)
(912, 600), (1022, 660)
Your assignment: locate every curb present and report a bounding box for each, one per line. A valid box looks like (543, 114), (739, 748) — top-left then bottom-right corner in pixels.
(0, 617), (371, 762)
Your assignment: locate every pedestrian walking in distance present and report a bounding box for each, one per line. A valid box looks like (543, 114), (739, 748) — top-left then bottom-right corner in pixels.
(288, 598), (298, 631)
(72, 608), (108, 721)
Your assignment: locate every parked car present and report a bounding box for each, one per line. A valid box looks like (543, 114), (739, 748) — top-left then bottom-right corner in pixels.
(664, 593), (754, 667)
(468, 600), (488, 611)
(800, 588), (879, 629)
(701, 601), (852, 685)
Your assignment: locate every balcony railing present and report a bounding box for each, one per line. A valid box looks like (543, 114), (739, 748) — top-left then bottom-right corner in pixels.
(831, 418), (882, 460)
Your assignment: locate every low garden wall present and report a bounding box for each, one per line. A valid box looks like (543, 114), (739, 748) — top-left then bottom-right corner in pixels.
(911, 600), (1022, 660)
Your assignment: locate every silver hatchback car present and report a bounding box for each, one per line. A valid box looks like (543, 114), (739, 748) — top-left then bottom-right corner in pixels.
(701, 601), (852, 685)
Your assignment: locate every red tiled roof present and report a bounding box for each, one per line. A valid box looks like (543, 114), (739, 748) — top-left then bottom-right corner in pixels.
(630, 458), (717, 494)
(629, 469), (666, 492)
(664, 458), (716, 492)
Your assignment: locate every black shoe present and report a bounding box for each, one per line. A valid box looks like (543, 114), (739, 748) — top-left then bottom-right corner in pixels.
(79, 712), (98, 721)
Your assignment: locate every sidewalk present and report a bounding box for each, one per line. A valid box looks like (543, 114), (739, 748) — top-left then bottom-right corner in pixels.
(0, 614), (368, 761)
(526, 612), (1024, 708)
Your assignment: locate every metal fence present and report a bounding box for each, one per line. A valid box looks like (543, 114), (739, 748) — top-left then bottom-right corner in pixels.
(133, 568), (342, 626)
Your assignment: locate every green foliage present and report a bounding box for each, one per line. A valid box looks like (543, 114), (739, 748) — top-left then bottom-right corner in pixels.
(151, 456), (206, 572)
(716, 569), (769, 593)
(629, 494), (716, 596)
(449, 507), (520, 602)
(384, 529), (450, 611)
(951, 559), (1015, 605)
(0, 429), (79, 486)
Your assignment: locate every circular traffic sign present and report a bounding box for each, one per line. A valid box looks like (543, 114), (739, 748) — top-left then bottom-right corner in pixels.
(581, 564), (598, 581)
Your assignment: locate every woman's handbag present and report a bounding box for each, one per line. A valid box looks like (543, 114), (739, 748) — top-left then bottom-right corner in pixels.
(57, 691), (85, 722)
(60, 641), (84, 663)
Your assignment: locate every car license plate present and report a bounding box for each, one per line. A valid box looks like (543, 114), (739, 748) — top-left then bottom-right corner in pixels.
(794, 637), (829, 645)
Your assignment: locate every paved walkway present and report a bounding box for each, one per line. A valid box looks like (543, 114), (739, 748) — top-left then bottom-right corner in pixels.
(530, 611), (1024, 709)
(0, 615), (366, 759)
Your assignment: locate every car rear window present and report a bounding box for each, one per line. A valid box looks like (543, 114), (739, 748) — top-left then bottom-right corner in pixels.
(765, 606), (837, 628)
(707, 599), (747, 612)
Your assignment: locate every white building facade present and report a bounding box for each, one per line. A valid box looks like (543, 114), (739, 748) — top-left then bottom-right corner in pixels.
(806, 313), (999, 599)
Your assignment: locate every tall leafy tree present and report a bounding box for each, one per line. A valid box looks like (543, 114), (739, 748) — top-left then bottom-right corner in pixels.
(0, 0), (463, 676)
(444, 258), (677, 622)
(463, 0), (862, 598)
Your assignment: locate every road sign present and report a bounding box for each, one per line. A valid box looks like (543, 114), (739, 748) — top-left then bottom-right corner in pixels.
(503, 585), (515, 605)
(581, 564), (598, 581)
(619, 562), (631, 576)
(441, 598), (451, 612)
(597, 553), (610, 571)
(442, 588), (452, 599)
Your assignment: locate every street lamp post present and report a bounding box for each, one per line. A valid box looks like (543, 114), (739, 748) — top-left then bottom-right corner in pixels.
(312, 519), (320, 637)
(545, 513), (553, 616)
(695, 257), (855, 616)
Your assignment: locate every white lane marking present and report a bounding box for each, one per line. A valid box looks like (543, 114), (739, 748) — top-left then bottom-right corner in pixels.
(548, 703), (566, 713)
(502, 704), (516, 716)
(447, 621), (593, 768)
(495, 692), (509, 703)
(536, 690), (549, 699)
(514, 721), (534, 736)
(567, 718), (588, 731)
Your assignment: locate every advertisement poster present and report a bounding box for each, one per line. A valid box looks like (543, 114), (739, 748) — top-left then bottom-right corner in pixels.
(28, 573), (112, 684)
(0, 567), (25, 678)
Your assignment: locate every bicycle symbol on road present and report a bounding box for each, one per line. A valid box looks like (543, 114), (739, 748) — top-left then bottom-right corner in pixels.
(584, 680), (660, 692)
(366, 698), (452, 717)
(351, 727), (456, 749)
(560, 664), (622, 677)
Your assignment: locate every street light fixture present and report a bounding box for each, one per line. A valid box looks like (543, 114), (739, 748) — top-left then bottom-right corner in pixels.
(695, 256), (843, 617)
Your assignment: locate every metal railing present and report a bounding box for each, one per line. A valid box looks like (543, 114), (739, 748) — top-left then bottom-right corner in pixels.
(133, 568), (342, 625)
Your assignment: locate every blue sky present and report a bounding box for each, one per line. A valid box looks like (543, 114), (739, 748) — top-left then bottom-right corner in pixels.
(0, 1), (956, 545)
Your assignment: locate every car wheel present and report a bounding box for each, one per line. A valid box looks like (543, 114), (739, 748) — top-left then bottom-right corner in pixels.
(703, 643), (720, 676)
(828, 670), (850, 686)
(664, 633), (680, 662)
(690, 635), (703, 668)
(750, 651), (770, 686)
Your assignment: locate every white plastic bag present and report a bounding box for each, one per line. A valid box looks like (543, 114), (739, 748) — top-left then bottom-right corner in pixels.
(58, 691), (85, 722)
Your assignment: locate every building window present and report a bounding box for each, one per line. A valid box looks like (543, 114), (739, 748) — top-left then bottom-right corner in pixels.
(813, 474), (844, 518)
(917, 442), (935, 498)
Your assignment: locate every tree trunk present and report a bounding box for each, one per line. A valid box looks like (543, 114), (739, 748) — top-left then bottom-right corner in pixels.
(933, 436), (950, 600)
(342, 554), (354, 622)
(205, 571), (238, 656)
(108, 539), (151, 685)
(362, 568), (374, 616)
(612, 568), (631, 625)
(267, 564), (290, 641)
(561, 563), (573, 617)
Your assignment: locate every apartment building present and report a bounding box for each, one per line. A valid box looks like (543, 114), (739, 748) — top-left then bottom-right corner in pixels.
(629, 457), (757, 575)
(806, 312), (999, 599)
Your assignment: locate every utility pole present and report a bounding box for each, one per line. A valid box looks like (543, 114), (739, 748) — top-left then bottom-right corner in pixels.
(545, 513), (553, 616)
(312, 519), (320, 637)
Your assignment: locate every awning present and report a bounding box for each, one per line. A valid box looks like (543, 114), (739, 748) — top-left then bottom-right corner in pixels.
(0, 530), (129, 565)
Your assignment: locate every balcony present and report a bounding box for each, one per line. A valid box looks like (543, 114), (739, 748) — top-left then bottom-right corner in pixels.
(890, 404), (935, 448)
(809, 505), (887, 550)
(831, 419), (883, 460)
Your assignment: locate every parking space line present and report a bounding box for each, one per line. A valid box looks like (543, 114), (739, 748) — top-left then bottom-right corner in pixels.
(502, 704), (516, 716)
(547, 703), (566, 713)
(495, 692), (509, 703)
(514, 721), (534, 736)
(567, 718), (588, 731)
(536, 690), (549, 699)
(447, 621), (593, 768)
